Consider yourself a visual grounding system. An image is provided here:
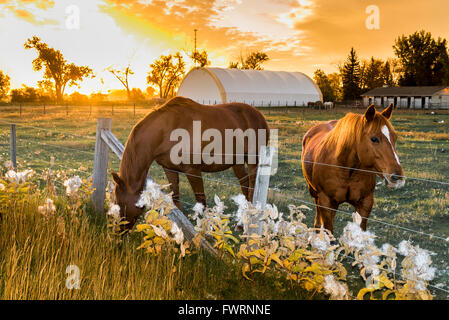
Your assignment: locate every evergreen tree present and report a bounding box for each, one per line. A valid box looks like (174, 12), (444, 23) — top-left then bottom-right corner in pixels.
(341, 48), (361, 101)
(382, 60), (395, 87)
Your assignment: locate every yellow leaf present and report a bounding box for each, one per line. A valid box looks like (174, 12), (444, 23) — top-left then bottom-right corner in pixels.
(303, 280), (315, 291)
(249, 257), (261, 265)
(145, 210), (159, 223)
(270, 254), (283, 267)
(192, 233), (202, 249)
(242, 263), (253, 281)
(378, 274), (394, 289)
(357, 288), (374, 300)
(225, 245), (236, 257)
(288, 274), (297, 281)
(137, 240), (152, 250)
(382, 290), (396, 300)
(224, 234), (239, 243)
(135, 224), (151, 232)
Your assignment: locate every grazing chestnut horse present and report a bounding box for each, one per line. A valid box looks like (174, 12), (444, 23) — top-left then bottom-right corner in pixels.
(111, 96), (269, 228)
(301, 104), (405, 232)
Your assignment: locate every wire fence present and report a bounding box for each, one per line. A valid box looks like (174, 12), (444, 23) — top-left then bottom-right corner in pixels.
(1, 120), (449, 298)
(1, 120), (448, 237)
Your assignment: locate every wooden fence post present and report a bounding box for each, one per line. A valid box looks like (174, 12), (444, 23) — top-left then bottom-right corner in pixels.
(19, 104), (22, 117)
(10, 124), (17, 170)
(247, 146), (274, 238)
(92, 118), (112, 213)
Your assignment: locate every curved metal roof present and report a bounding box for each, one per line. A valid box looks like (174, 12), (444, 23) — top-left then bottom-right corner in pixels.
(177, 67), (322, 106)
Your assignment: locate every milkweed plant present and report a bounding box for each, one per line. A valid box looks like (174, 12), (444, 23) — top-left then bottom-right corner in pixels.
(0, 159), (438, 300)
(127, 177), (437, 300)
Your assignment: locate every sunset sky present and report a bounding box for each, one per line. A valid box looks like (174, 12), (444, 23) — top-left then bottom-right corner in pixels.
(1, 0), (449, 95)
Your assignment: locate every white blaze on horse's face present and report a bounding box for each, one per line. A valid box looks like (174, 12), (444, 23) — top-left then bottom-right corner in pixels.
(381, 125), (401, 165)
(380, 125), (405, 189)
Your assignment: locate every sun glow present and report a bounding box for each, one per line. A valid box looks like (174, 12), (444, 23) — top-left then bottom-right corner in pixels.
(0, 0), (189, 95)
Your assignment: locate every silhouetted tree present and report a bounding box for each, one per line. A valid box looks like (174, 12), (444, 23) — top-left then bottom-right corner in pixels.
(0, 70), (10, 101)
(24, 36), (93, 103)
(108, 64), (134, 100)
(229, 51), (269, 70)
(314, 69), (336, 102)
(147, 52), (186, 98)
(360, 57), (385, 92)
(394, 30), (449, 86)
(129, 88), (146, 102)
(190, 49), (210, 68)
(10, 85), (39, 103)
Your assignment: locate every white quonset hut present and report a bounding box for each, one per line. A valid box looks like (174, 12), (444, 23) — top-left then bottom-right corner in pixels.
(177, 67), (322, 107)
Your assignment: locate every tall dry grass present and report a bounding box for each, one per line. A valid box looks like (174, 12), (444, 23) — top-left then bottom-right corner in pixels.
(0, 191), (311, 300)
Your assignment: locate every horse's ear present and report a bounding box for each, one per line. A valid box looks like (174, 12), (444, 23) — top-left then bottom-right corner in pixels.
(111, 172), (124, 188)
(364, 104), (376, 122)
(381, 103), (394, 120)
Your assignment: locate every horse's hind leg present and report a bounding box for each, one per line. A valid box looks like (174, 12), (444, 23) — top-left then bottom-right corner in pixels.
(163, 167), (181, 210)
(232, 165), (249, 199)
(185, 169), (207, 207)
(313, 197), (322, 229)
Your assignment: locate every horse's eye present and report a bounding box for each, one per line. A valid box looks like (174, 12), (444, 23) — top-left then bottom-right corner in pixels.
(371, 137), (380, 143)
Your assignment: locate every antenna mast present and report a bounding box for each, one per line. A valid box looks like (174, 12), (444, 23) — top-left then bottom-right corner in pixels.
(194, 28), (198, 67)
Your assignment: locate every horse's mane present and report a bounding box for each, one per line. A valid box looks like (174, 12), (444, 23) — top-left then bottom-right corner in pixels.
(320, 112), (391, 159)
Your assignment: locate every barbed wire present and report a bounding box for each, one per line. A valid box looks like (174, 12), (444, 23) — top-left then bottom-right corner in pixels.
(162, 167), (449, 242)
(0, 119), (96, 140)
(164, 151), (449, 187)
(167, 196), (449, 298)
(1, 122), (448, 241)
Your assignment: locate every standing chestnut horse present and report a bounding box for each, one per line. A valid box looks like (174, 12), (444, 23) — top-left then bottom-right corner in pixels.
(111, 96), (269, 228)
(301, 104), (405, 232)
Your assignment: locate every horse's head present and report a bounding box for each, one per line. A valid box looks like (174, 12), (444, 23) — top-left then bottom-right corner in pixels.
(358, 104), (405, 189)
(111, 172), (144, 229)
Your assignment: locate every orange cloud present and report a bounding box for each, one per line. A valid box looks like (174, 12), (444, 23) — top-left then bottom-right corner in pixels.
(0, 0), (57, 25)
(291, 0), (449, 71)
(99, 0), (314, 72)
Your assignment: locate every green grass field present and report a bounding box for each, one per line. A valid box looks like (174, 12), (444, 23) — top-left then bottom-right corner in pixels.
(0, 104), (448, 299)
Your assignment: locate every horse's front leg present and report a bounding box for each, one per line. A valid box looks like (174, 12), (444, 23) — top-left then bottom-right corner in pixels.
(353, 194), (374, 231)
(316, 193), (339, 234)
(185, 169), (207, 207)
(163, 167), (181, 210)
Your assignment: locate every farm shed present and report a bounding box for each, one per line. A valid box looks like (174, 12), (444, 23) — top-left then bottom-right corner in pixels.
(177, 67), (323, 107)
(361, 86), (449, 109)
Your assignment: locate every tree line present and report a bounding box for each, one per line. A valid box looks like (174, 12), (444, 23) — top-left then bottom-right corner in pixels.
(0, 36), (270, 105)
(2, 30), (448, 105)
(315, 30), (449, 102)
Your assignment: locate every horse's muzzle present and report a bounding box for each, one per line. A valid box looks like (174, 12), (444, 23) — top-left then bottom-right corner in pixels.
(384, 173), (405, 189)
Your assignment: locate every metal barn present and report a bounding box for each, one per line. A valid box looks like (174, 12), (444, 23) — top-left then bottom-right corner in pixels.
(177, 67), (323, 107)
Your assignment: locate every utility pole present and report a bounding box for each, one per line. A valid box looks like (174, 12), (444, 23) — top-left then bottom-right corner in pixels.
(193, 28), (198, 67)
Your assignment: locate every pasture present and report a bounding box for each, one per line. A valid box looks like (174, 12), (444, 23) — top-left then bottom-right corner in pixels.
(0, 104), (448, 299)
